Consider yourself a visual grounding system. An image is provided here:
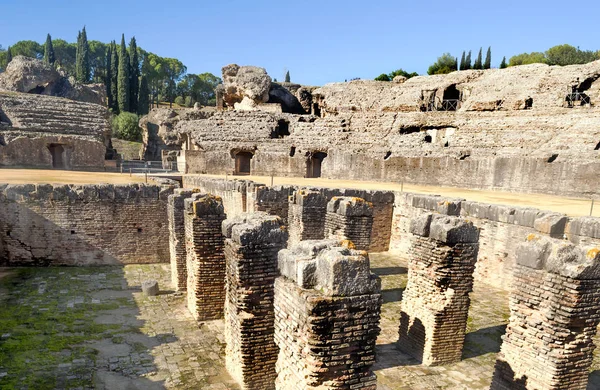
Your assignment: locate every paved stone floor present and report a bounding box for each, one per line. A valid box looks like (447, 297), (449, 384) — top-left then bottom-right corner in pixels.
(1, 255), (599, 389)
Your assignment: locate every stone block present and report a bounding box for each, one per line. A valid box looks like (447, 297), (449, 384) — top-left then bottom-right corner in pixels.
(327, 196), (373, 217)
(429, 215), (479, 244)
(534, 213), (568, 236)
(142, 280), (159, 296)
(409, 213), (433, 237)
(314, 246), (380, 296)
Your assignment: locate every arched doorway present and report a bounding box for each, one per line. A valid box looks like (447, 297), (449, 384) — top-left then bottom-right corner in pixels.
(235, 151), (253, 175)
(48, 144), (67, 169)
(306, 152), (327, 178)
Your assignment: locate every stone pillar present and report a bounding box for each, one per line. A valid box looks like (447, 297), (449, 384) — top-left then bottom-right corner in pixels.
(324, 197), (373, 250)
(287, 189), (327, 247)
(184, 193), (227, 321)
(222, 212), (288, 390)
(168, 189), (194, 291)
(490, 237), (600, 390)
(397, 214), (480, 366)
(275, 240), (382, 390)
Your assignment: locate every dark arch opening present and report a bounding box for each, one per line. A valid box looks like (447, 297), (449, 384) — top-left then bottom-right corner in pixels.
(234, 151), (254, 175)
(595, 142), (600, 151)
(424, 135), (432, 143)
(289, 146), (296, 157)
(384, 151), (392, 160)
(28, 85), (46, 94)
(306, 152), (327, 178)
(271, 119), (290, 138)
(48, 144), (67, 169)
(443, 85), (461, 101)
(313, 103), (322, 117)
(524, 97), (533, 109)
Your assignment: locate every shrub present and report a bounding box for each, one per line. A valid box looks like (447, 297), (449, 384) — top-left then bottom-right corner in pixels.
(112, 112), (141, 142)
(174, 96), (185, 106)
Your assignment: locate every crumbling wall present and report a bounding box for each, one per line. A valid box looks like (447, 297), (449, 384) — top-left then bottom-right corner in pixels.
(168, 189), (194, 290)
(287, 190), (328, 247)
(398, 214), (480, 365)
(0, 183), (174, 265)
(222, 212), (287, 390)
(491, 237), (600, 390)
(275, 240), (381, 389)
(184, 193), (226, 321)
(324, 196), (374, 250)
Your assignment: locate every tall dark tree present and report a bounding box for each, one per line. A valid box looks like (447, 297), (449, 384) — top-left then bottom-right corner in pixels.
(473, 47), (483, 70)
(105, 44), (113, 109)
(117, 34), (130, 113)
(285, 70), (290, 82)
(465, 50), (472, 70)
(484, 46), (492, 69)
(129, 37), (140, 113)
(75, 27), (90, 83)
(6, 46), (12, 64)
(500, 56), (507, 69)
(138, 75), (150, 116)
(110, 41), (119, 113)
(43, 34), (55, 65)
(459, 51), (466, 70)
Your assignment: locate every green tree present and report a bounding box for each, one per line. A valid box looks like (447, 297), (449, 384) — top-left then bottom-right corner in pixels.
(459, 51), (466, 70)
(545, 44), (598, 66)
(192, 72), (222, 105)
(52, 39), (77, 74)
(484, 47), (491, 69)
(500, 56), (507, 69)
(465, 51), (472, 70)
(110, 41), (119, 113)
(508, 52), (547, 66)
(473, 47), (483, 69)
(112, 112), (141, 141)
(88, 41), (107, 83)
(285, 70), (290, 82)
(75, 27), (90, 83)
(129, 37), (140, 113)
(138, 75), (150, 115)
(162, 57), (186, 108)
(106, 44), (113, 110)
(375, 73), (391, 81)
(9, 41), (43, 59)
(390, 69), (418, 79)
(6, 46), (12, 64)
(427, 53), (458, 75)
(117, 34), (130, 113)
(43, 34), (55, 65)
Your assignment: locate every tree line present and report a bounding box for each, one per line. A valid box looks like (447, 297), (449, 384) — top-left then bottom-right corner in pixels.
(0, 29), (222, 112)
(375, 44), (599, 80)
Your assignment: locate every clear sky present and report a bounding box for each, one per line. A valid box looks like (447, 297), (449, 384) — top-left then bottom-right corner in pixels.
(1, 0), (599, 86)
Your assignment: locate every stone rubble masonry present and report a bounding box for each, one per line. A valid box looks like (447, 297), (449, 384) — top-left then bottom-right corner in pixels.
(168, 189), (195, 291)
(490, 237), (600, 390)
(184, 193), (227, 321)
(398, 213), (480, 366)
(287, 189), (328, 247)
(325, 196), (374, 251)
(275, 240), (382, 389)
(0, 183), (175, 266)
(222, 212), (288, 390)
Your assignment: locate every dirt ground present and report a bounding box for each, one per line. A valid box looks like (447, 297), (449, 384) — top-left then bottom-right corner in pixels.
(0, 169), (597, 217)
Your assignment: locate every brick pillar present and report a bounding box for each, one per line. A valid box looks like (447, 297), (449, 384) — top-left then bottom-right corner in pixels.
(287, 190), (327, 247)
(184, 193), (227, 321)
(324, 197), (373, 250)
(222, 212), (288, 390)
(397, 214), (480, 366)
(490, 236), (600, 390)
(168, 189), (194, 291)
(275, 239), (382, 390)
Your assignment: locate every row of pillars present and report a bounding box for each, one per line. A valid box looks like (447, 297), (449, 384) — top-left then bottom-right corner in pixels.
(168, 188), (600, 390)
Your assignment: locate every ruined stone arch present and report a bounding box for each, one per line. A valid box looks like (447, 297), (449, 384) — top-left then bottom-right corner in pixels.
(306, 150), (328, 178)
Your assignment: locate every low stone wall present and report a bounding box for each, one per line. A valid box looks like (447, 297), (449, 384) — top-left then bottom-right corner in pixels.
(0, 183), (174, 266)
(491, 237), (600, 390)
(390, 192), (600, 289)
(182, 176), (395, 252)
(287, 190), (327, 247)
(168, 189), (194, 290)
(324, 197), (374, 250)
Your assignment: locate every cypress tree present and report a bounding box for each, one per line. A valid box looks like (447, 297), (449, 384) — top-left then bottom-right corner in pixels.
(459, 51), (466, 70)
(106, 44), (113, 109)
(474, 47), (483, 70)
(138, 76), (150, 116)
(117, 34), (130, 113)
(44, 34), (55, 65)
(6, 46), (12, 64)
(110, 41), (119, 113)
(465, 51), (472, 70)
(75, 27), (90, 83)
(129, 37), (140, 114)
(285, 71), (290, 82)
(75, 31), (81, 78)
(500, 56), (507, 69)
(484, 46), (492, 69)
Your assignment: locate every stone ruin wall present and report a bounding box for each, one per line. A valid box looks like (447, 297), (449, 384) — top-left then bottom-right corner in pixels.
(390, 191), (600, 289)
(158, 61), (600, 197)
(0, 183), (174, 266)
(0, 92), (110, 169)
(182, 176), (394, 251)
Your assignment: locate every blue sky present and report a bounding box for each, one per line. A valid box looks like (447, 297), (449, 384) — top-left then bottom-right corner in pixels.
(1, 0), (599, 86)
